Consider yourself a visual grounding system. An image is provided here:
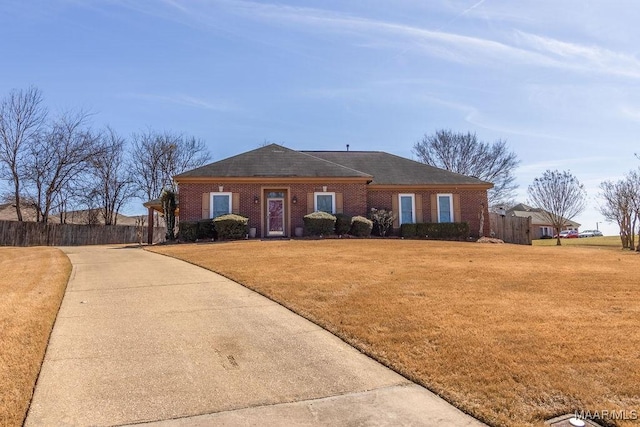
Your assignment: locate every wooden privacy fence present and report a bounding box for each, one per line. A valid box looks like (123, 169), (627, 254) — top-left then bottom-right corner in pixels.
(0, 220), (166, 247)
(489, 213), (532, 245)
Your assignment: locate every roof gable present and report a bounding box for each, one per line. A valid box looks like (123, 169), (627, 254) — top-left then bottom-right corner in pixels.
(175, 144), (372, 179)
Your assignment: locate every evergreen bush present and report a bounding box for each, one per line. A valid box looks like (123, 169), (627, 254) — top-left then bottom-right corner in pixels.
(350, 216), (373, 237)
(303, 211), (337, 236)
(197, 219), (216, 240)
(334, 213), (352, 235)
(402, 222), (470, 240)
(400, 223), (418, 237)
(178, 221), (198, 242)
(214, 214), (249, 240)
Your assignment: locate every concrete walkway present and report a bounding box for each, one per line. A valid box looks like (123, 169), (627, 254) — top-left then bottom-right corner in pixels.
(26, 245), (485, 427)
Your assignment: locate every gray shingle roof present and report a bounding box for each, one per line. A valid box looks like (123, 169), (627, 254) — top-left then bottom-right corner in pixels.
(175, 144), (372, 179)
(175, 143), (491, 187)
(507, 203), (581, 227)
(303, 151), (492, 186)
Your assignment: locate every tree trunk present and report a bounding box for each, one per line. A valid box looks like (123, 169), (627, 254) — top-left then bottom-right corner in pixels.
(12, 168), (23, 221)
(14, 188), (22, 221)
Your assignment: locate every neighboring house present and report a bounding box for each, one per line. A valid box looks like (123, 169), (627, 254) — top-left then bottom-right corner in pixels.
(507, 203), (580, 239)
(154, 144), (492, 239)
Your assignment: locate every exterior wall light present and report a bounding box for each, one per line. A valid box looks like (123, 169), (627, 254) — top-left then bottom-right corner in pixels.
(292, 195), (298, 204)
(254, 196), (259, 204)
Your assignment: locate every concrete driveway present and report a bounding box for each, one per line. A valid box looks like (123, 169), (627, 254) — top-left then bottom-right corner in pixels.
(26, 245), (485, 426)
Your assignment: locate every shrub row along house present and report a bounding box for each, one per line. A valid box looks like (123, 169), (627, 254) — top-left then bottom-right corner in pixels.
(145, 143), (493, 240)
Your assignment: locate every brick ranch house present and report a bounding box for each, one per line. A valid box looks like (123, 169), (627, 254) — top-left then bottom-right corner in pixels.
(145, 143), (493, 240)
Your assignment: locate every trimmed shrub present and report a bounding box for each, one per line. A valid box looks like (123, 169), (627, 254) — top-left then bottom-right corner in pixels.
(416, 223), (430, 237)
(400, 223), (418, 238)
(410, 222), (470, 240)
(430, 222), (469, 239)
(303, 211), (336, 236)
(197, 219), (216, 240)
(178, 221), (199, 242)
(334, 213), (352, 235)
(350, 216), (373, 237)
(214, 214), (249, 240)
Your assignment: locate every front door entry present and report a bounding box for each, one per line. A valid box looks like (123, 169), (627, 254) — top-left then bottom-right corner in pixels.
(267, 197), (285, 236)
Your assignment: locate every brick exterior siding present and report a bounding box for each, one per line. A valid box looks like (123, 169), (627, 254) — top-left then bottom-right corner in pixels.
(178, 181), (368, 238)
(368, 189), (490, 238)
(180, 182), (490, 238)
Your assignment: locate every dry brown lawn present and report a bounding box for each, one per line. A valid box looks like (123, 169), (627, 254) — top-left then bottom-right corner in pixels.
(150, 240), (640, 427)
(0, 247), (71, 427)
(532, 235), (629, 248)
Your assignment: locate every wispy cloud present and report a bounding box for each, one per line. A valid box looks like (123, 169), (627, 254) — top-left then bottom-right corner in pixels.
(220, 1), (640, 78)
(96, 1), (640, 80)
(517, 157), (615, 174)
(514, 31), (640, 79)
(118, 93), (237, 112)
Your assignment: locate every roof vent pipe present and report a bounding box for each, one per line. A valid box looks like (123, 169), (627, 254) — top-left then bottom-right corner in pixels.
(346, 144), (350, 151)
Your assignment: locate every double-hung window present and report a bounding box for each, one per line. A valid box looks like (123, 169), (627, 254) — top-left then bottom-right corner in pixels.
(314, 192), (335, 214)
(210, 192), (232, 218)
(398, 194), (415, 225)
(437, 194), (453, 223)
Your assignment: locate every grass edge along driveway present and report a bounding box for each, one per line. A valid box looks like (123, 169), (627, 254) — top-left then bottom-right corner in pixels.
(150, 239), (640, 427)
(0, 247), (71, 427)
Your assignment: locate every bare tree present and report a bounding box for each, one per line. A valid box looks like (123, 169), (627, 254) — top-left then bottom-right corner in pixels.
(0, 86), (47, 221)
(527, 170), (586, 246)
(629, 171), (640, 252)
(24, 111), (103, 223)
(413, 130), (519, 206)
(88, 127), (136, 225)
(131, 129), (211, 201)
(599, 170), (640, 250)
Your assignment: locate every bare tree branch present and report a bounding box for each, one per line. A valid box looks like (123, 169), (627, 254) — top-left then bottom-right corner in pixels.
(24, 110), (103, 223)
(88, 127), (137, 225)
(0, 86), (47, 221)
(413, 130), (519, 206)
(599, 170), (640, 249)
(130, 129), (211, 201)
(527, 170), (586, 246)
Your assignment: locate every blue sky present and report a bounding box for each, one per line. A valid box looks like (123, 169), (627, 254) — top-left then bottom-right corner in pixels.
(2, 0), (639, 234)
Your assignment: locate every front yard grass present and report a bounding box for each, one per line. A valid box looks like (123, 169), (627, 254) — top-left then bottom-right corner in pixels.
(150, 240), (640, 427)
(533, 235), (629, 248)
(0, 247), (71, 427)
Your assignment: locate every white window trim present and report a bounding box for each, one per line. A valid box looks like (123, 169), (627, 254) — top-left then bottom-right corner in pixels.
(437, 193), (454, 223)
(314, 192), (336, 214)
(210, 192), (232, 218)
(398, 193), (416, 225)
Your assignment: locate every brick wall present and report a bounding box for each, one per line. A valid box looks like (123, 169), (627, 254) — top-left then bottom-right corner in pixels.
(180, 182), (489, 238)
(178, 182), (368, 237)
(457, 190), (491, 238)
(368, 189), (490, 238)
